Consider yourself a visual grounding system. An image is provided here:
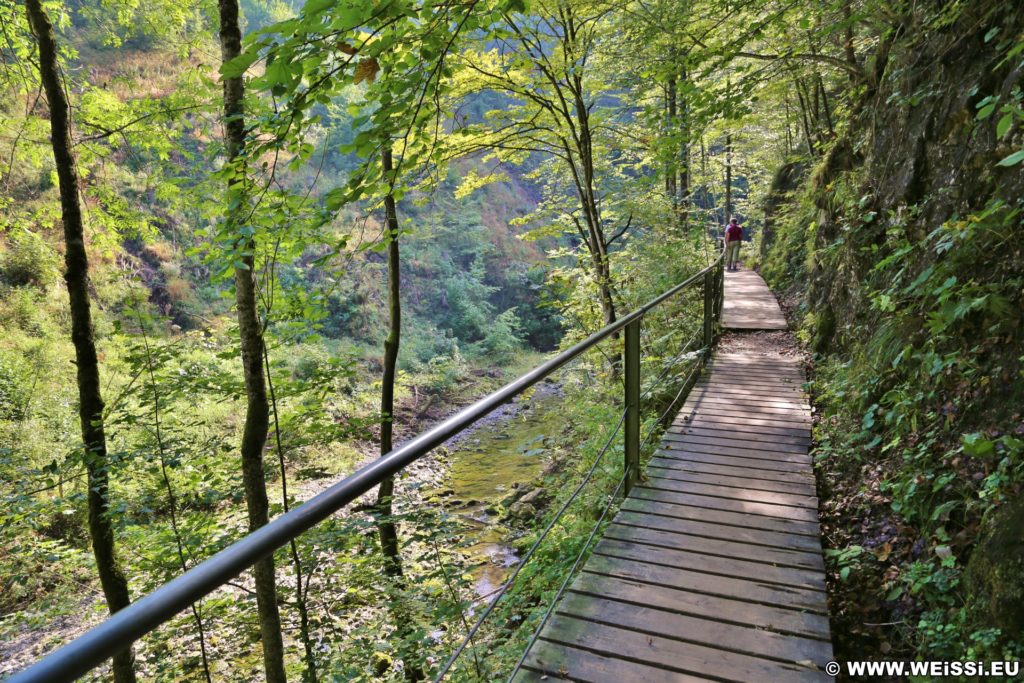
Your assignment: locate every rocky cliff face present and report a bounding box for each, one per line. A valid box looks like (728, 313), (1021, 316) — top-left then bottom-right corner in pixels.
(762, 0), (1023, 663)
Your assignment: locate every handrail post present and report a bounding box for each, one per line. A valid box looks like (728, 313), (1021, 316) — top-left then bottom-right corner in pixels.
(703, 269), (714, 349)
(716, 259), (725, 323)
(624, 317), (641, 496)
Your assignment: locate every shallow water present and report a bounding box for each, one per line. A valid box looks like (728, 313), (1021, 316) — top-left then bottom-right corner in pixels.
(443, 386), (562, 598)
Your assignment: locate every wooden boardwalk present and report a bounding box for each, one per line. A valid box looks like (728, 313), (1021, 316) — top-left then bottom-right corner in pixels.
(514, 270), (833, 682)
(722, 269), (788, 330)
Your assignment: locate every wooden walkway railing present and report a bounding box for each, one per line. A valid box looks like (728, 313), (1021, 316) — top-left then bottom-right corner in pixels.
(514, 269), (833, 682)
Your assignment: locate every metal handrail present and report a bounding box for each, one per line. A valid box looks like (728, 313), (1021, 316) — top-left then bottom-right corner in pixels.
(11, 252), (723, 683)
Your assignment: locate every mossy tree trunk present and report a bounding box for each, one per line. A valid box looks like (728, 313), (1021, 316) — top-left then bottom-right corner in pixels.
(376, 146), (404, 578)
(217, 2), (286, 681)
(24, 2), (137, 681)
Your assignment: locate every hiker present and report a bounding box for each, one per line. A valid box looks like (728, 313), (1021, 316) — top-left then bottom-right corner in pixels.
(724, 217), (743, 271)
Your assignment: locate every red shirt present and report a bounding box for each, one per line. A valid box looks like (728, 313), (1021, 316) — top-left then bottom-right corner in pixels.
(726, 224), (742, 241)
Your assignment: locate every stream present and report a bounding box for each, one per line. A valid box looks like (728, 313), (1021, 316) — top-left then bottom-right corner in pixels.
(440, 381), (563, 599)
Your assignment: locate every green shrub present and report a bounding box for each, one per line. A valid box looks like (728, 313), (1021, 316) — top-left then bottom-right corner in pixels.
(0, 352), (29, 421)
(0, 230), (60, 289)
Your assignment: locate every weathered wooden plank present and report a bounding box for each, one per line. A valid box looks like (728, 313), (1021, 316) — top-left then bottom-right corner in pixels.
(629, 487), (821, 534)
(676, 410), (812, 429)
(694, 381), (807, 396)
(594, 538), (825, 590)
(672, 417), (810, 438)
(709, 363), (805, 377)
(614, 509), (822, 552)
(571, 572), (831, 638)
(583, 554), (827, 611)
(555, 594), (834, 670)
(643, 458), (815, 488)
(521, 640), (706, 683)
(662, 431), (809, 455)
(683, 395), (812, 413)
(690, 392), (809, 408)
(641, 476), (818, 511)
(604, 523), (825, 569)
(629, 484), (820, 524)
(671, 425), (812, 447)
(655, 446), (813, 473)
(644, 465), (817, 496)
(696, 374), (806, 389)
(511, 669), (573, 682)
(537, 614), (830, 682)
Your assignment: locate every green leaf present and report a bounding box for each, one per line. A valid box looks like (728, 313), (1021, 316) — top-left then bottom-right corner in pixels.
(996, 149), (1024, 167)
(996, 112), (1013, 138)
(222, 51), (260, 78)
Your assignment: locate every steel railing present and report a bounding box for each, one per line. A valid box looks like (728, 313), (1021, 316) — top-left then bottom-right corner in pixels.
(11, 252), (724, 683)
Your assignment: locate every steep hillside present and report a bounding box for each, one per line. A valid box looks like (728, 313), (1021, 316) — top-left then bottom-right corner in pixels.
(762, 0), (1023, 663)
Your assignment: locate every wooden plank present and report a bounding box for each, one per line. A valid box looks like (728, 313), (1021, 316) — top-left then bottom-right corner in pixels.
(583, 553), (826, 611)
(685, 388), (809, 404)
(709, 363), (805, 376)
(667, 419), (811, 440)
(695, 380), (807, 394)
(642, 476), (818, 511)
(628, 484), (820, 524)
(645, 468), (817, 500)
(537, 614), (830, 682)
(571, 572), (830, 638)
(670, 425), (812, 447)
(604, 523), (824, 569)
(654, 447), (813, 473)
(614, 509), (822, 552)
(644, 465), (817, 496)
(661, 432), (809, 455)
(629, 487), (820, 534)
(696, 376), (806, 387)
(706, 370), (806, 383)
(594, 538), (825, 590)
(676, 410), (812, 429)
(511, 669), (572, 683)
(646, 456), (815, 484)
(556, 594), (834, 670)
(521, 640), (706, 683)
(683, 395), (812, 412)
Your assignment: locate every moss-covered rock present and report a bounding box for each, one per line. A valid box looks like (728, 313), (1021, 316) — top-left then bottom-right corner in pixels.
(966, 497), (1024, 633)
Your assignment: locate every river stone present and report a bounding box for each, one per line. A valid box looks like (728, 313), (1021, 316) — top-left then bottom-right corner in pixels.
(506, 487), (548, 521)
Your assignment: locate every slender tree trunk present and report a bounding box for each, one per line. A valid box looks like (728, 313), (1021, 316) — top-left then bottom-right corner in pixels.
(795, 80), (816, 156)
(724, 131), (733, 222)
(843, 0), (858, 74)
(817, 74), (835, 137)
(678, 66), (689, 227)
(376, 146), (403, 579)
(264, 350), (318, 683)
(140, 323), (213, 683)
(24, 4), (137, 682)
(666, 76), (677, 207)
(784, 95), (793, 155)
(217, 2), (287, 681)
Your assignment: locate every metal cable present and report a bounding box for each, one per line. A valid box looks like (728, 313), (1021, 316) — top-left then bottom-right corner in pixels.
(640, 335), (700, 401)
(505, 473), (627, 682)
(433, 408), (628, 682)
(639, 350), (709, 452)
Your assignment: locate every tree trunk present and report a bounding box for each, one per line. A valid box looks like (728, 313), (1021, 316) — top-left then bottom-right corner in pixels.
(376, 146), (403, 579)
(217, 2), (287, 682)
(678, 66), (690, 227)
(795, 80), (816, 156)
(666, 76), (677, 205)
(724, 131), (733, 223)
(24, 3), (137, 682)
